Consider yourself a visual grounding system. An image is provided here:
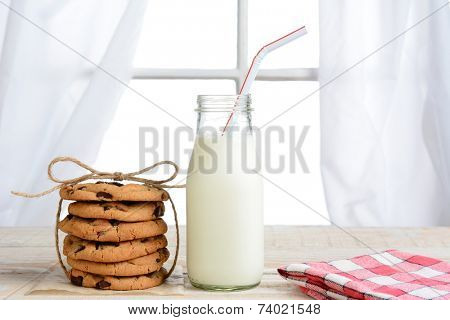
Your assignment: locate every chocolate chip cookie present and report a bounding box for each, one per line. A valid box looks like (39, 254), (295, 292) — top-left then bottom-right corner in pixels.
(67, 248), (169, 276)
(63, 234), (168, 263)
(70, 268), (167, 290)
(60, 182), (169, 202)
(68, 201), (164, 222)
(58, 215), (168, 242)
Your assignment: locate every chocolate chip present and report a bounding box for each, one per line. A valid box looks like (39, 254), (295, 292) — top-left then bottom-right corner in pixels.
(154, 206), (163, 218)
(94, 241), (119, 249)
(156, 258), (161, 263)
(96, 192), (112, 200)
(101, 203), (112, 210)
(95, 181), (123, 187)
(74, 245), (86, 253)
(110, 182), (123, 187)
(95, 280), (111, 289)
(109, 220), (120, 226)
(71, 275), (83, 286)
(101, 242), (120, 247)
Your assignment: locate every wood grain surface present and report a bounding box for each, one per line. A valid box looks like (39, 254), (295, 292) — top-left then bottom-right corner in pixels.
(1, 226), (449, 299)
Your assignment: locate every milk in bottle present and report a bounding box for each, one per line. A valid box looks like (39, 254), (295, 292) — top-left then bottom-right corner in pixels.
(186, 95), (263, 291)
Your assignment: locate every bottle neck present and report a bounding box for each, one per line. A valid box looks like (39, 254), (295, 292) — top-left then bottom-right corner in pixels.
(196, 95), (253, 135)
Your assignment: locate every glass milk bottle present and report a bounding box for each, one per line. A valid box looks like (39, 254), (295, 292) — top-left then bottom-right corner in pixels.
(187, 94), (263, 291)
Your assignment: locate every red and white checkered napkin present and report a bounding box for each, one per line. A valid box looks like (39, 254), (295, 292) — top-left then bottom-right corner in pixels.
(278, 250), (450, 300)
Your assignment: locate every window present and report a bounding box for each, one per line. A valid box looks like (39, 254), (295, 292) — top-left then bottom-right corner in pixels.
(95, 0), (328, 225)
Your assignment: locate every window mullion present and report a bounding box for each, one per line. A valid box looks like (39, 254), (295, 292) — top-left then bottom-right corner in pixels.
(132, 68), (239, 80)
(236, 0), (249, 92)
(131, 67), (318, 81)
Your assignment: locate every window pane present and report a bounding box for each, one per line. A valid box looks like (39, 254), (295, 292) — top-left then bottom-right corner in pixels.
(96, 79), (235, 170)
(134, 0), (237, 68)
(248, 0), (319, 68)
(252, 81), (328, 225)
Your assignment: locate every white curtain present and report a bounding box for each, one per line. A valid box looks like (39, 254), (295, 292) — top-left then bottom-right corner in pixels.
(319, 0), (450, 226)
(0, 0), (147, 226)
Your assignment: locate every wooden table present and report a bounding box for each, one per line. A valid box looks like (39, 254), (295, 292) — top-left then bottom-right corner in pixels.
(1, 226), (449, 299)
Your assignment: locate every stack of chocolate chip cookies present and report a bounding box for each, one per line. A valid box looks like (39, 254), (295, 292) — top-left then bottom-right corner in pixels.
(58, 182), (170, 291)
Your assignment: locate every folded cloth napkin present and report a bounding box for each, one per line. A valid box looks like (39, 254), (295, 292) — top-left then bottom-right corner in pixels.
(278, 250), (450, 300)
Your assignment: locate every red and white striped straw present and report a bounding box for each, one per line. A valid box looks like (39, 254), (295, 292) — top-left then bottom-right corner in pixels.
(222, 26), (307, 134)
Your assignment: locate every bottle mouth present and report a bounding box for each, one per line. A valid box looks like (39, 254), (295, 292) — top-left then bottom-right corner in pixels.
(196, 94), (252, 112)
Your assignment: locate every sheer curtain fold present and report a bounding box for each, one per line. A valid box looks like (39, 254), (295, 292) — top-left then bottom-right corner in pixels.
(0, 0), (147, 226)
(319, 0), (450, 226)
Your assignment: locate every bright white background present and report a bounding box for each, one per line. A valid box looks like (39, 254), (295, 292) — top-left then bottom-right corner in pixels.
(95, 0), (327, 225)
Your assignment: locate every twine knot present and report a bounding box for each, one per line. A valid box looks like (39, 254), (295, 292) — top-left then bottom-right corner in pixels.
(113, 172), (125, 181)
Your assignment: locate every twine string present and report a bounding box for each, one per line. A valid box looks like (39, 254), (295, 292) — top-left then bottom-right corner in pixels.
(55, 198), (68, 278)
(13, 156), (184, 281)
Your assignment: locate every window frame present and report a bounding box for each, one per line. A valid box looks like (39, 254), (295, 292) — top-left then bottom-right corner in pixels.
(131, 0), (318, 91)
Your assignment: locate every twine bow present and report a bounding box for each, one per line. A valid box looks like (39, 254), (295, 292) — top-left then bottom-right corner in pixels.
(12, 156), (184, 283)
